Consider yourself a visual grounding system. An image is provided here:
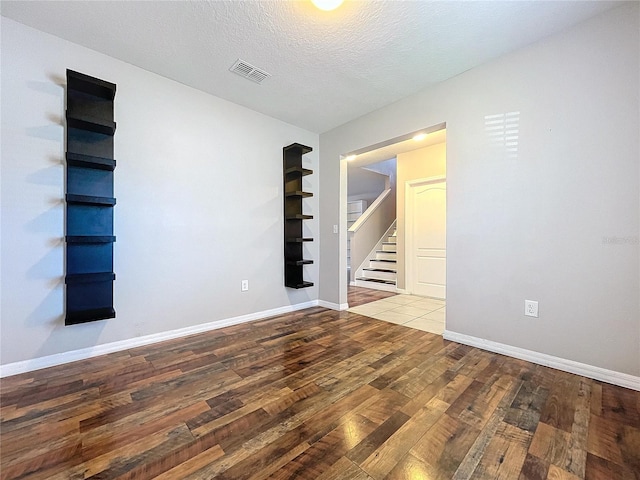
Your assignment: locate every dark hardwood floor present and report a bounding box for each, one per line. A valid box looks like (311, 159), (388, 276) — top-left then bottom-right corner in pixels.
(1, 306), (639, 479)
(347, 285), (397, 308)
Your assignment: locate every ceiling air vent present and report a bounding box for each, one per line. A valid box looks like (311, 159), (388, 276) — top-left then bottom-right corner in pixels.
(229, 59), (271, 84)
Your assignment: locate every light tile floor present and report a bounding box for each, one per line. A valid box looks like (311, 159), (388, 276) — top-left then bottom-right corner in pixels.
(348, 294), (446, 335)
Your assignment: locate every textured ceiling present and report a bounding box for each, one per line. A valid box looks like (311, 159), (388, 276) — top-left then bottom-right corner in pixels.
(1, 1), (621, 133)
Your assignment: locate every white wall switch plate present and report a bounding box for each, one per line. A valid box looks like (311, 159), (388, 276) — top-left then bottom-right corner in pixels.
(525, 300), (538, 317)
(333, 225), (338, 234)
(241, 280), (249, 292)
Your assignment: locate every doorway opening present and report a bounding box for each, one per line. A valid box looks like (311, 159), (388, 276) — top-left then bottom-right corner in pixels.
(343, 124), (447, 335)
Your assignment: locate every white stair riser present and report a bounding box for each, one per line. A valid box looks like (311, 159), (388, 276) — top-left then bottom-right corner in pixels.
(355, 279), (397, 292)
(376, 251), (396, 261)
(363, 270), (396, 281)
(352, 224), (398, 293)
(370, 260), (396, 270)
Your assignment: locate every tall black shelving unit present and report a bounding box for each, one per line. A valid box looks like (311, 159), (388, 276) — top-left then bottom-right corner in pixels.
(283, 143), (314, 289)
(65, 69), (117, 325)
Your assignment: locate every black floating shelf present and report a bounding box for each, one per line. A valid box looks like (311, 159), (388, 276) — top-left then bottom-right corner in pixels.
(66, 69), (117, 325)
(286, 259), (314, 266)
(66, 235), (116, 244)
(65, 272), (116, 284)
(66, 194), (116, 206)
(67, 70), (116, 100)
(286, 281), (314, 289)
(285, 191), (313, 198)
(67, 112), (116, 136)
(284, 143), (313, 289)
(66, 307), (116, 325)
(66, 152), (116, 171)
(284, 143), (313, 155)
(284, 166), (313, 177)
(286, 237), (313, 243)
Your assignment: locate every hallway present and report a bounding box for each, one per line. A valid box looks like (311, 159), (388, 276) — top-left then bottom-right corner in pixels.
(349, 292), (445, 335)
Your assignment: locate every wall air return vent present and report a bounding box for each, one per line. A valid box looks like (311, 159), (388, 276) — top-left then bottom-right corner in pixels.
(229, 59), (271, 84)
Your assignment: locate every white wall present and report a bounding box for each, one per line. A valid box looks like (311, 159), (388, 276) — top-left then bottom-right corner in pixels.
(320, 4), (639, 376)
(347, 167), (386, 206)
(1, 18), (319, 367)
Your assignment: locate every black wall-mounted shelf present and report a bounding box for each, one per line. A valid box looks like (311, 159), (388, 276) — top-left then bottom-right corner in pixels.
(285, 191), (313, 198)
(283, 143), (314, 289)
(66, 114), (116, 136)
(66, 194), (117, 206)
(66, 236), (116, 244)
(66, 152), (116, 171)
(286, 260), (314, 266)
(288, 281), (314, 289)
(67, 69), (116, 100)
(65, 69), (117, 325)
(65, 308), (116, 325)
(66, 272), (116, 284)
(284, 166), (313, 176)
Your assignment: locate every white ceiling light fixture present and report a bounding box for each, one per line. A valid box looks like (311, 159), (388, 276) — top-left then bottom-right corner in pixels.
(229, 59), (271, 84)
(311, 0), (344, 11)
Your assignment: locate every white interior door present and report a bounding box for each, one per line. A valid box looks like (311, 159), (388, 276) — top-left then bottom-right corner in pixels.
(406, 178), (446, 299)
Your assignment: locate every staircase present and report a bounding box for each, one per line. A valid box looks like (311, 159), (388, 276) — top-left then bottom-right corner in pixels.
(355, 225), (397, 292)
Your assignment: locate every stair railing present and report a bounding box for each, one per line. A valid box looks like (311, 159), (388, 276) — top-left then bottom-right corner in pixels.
(348, 188), (395, 283)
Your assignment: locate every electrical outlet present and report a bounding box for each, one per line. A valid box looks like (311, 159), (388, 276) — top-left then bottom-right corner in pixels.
(525, 300), (538, 318)
(333, 225), (338, 234)
(241, 280), (249, 292)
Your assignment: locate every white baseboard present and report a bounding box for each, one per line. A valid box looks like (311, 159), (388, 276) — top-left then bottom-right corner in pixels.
(10, 307), (634, 392)
(317, 300), (349, 311)
(0, 300), (319, 378)
(443, 330), (640, 392)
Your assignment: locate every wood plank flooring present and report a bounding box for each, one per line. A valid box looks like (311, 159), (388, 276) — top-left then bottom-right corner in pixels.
(347, 286), (397, 308)
(1, 306), (639, 479)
